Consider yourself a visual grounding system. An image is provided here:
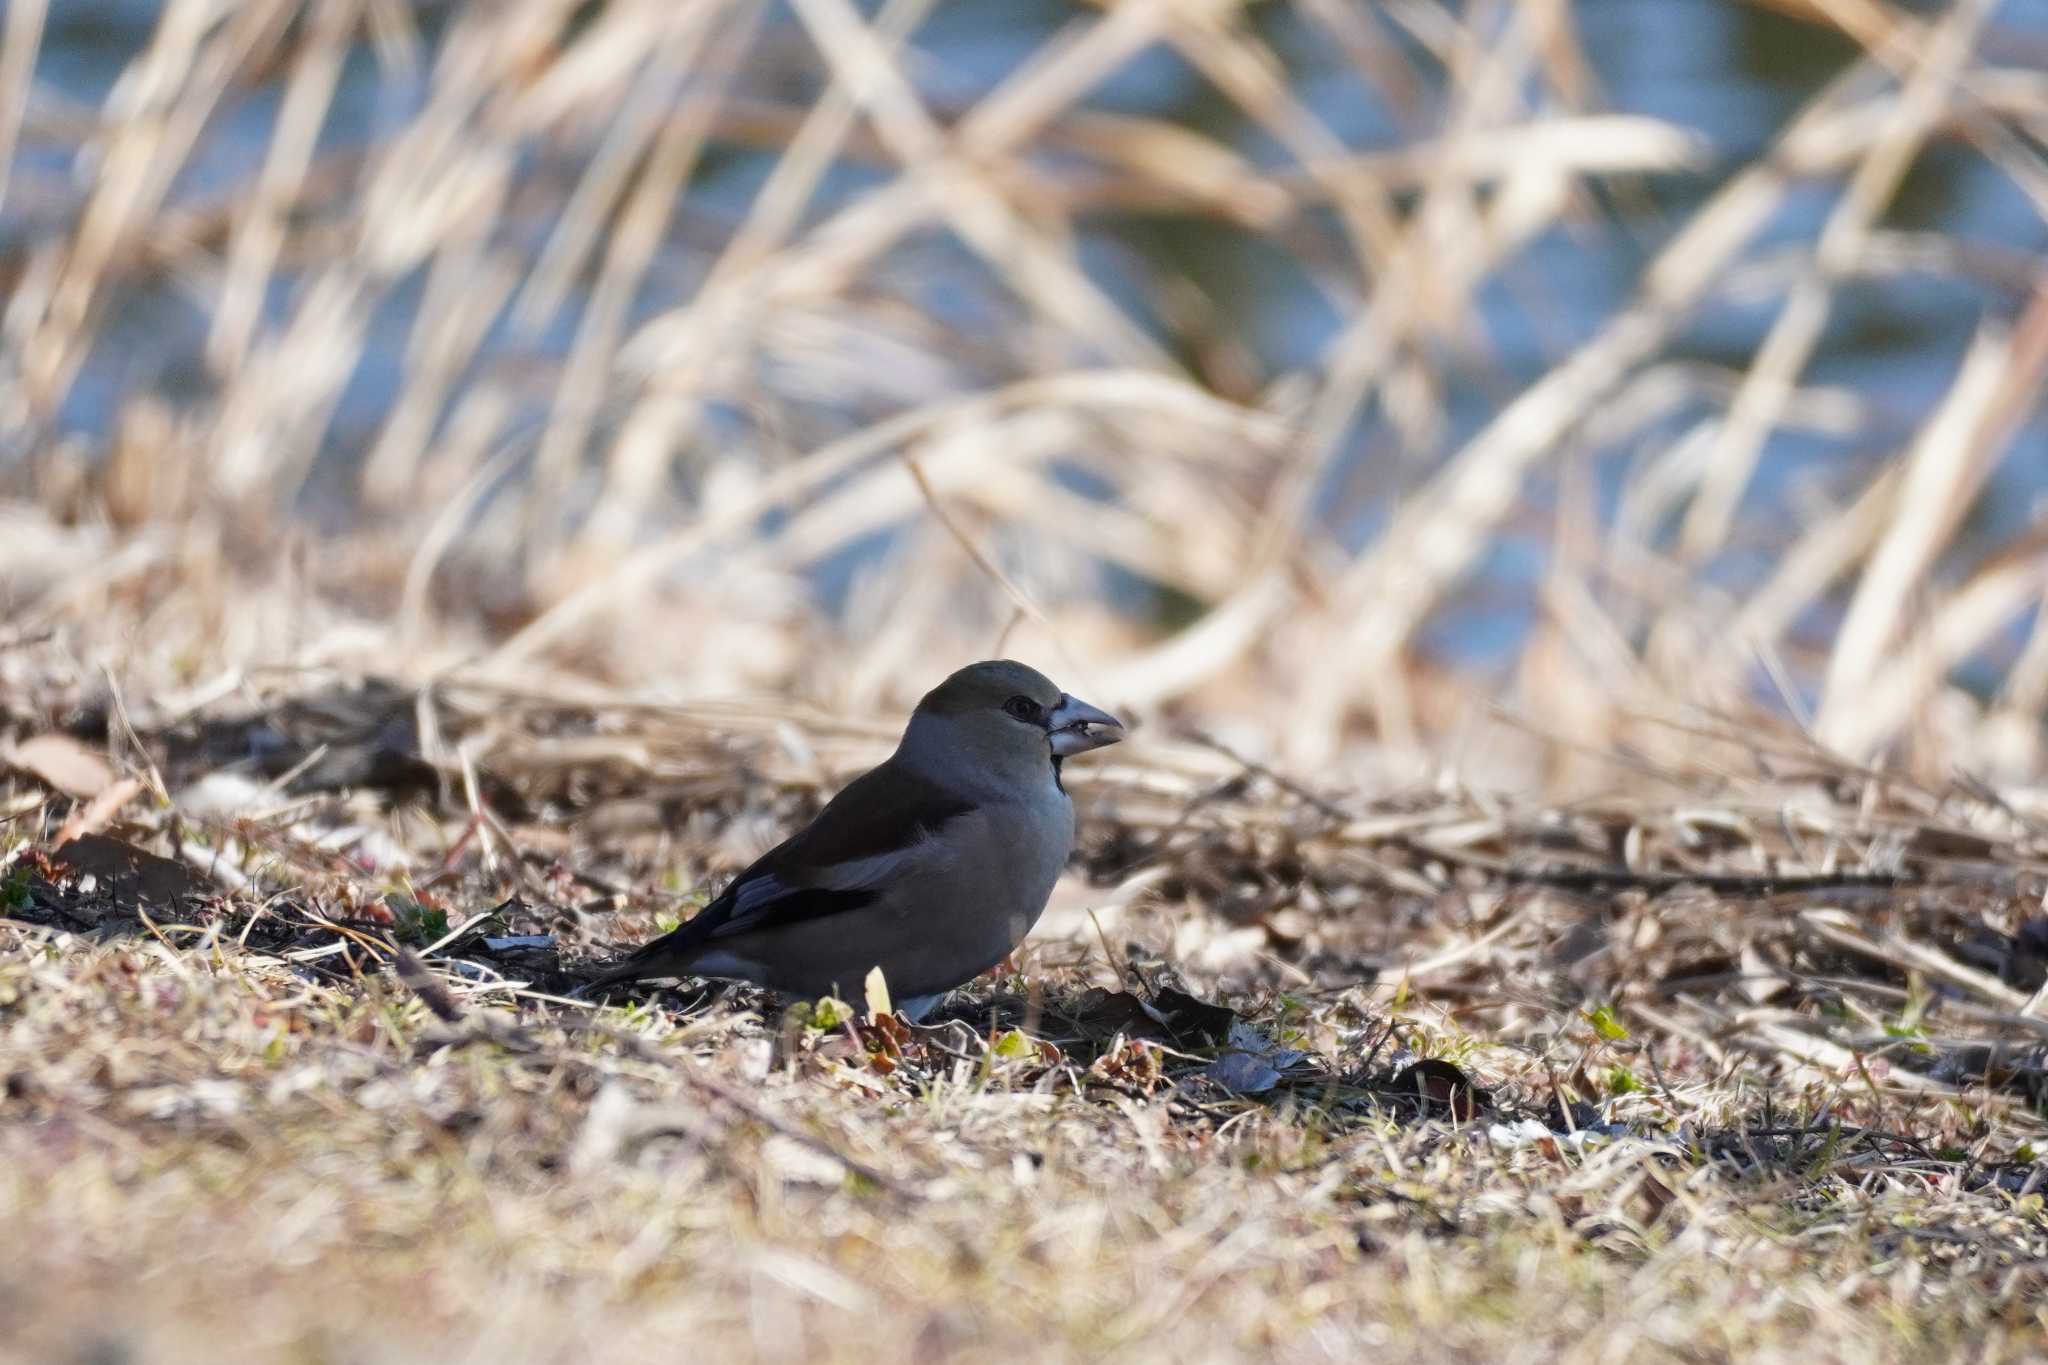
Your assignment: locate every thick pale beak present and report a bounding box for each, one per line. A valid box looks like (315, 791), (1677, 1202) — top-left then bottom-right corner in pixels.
(1046, 694), (1125, 756)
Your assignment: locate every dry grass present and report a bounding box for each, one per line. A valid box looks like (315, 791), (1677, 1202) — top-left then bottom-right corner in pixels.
(4, 0), (2048, 1359)
(3, 0), (2044, 779)
(4, 633), (2048, 1360)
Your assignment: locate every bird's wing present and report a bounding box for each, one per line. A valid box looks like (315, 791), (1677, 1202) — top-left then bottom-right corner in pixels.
(596, 759), (974, 981)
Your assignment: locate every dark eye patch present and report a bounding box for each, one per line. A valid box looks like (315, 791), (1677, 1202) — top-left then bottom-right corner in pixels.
(1003, 695), (1044, 723)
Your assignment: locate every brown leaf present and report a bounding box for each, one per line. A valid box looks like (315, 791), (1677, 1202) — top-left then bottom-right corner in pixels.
(6, 733), (116, 799)
(1390, 1059), (1489, 1121)
(1148, 988), (1240, 1044)
(1060, 986), (1239, 1047)
(1635, 1173), (1679, 1226)
(54, 776), (145, 846)
(50, 834), (211, 907)
(1063, 988), (1168, 1043)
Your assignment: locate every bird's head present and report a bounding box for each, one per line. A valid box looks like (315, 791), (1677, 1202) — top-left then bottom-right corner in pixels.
(902, 659), (1125, 791)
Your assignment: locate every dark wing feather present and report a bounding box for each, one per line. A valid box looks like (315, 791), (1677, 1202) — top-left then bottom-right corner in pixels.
(592, 757), (973, 986)
(761, 757), (976, 871)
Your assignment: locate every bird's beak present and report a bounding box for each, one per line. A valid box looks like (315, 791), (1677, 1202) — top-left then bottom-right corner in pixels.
(1046, 694), (1125, 756)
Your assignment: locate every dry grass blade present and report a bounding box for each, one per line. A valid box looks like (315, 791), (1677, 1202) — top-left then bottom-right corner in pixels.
(0, 0), (46, 221)
(1817, 307), (2048, 755)
(1680, 0), (1996, 560)
(208, 0), (360, 377)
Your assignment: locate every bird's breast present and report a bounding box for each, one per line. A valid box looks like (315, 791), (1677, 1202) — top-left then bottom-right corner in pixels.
(945, 792), (1071, 900)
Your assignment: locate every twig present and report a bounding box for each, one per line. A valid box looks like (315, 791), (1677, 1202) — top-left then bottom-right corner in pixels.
(1182, 728), (1351, 825)
(1481, 860), (1918, 898)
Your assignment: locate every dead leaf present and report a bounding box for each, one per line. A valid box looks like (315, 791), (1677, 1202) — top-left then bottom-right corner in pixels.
(1149, 988), (1239, 1044)
(1205, 1049), (1286, 1094)
(1087, 1038), (1166, 1092)
(1391, 1059), (1488, 1121)
(1061, 986), (1239, 1047)
(1636, 1173), (1679, 1226)
(1063, 988), (1167, 1043)
(54, 776), (145, 846)
(864, 965), (893, 1022)
(1203, 1020), (1311, 1094)
(50, 834), (212, 907)
(6, 733), (115, 799)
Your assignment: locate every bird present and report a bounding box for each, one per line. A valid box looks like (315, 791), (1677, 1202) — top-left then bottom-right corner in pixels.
(588, 660), (1125, 1020)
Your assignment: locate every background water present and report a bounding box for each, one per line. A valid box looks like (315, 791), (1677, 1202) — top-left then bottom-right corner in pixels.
(10, 0), (2047, 673)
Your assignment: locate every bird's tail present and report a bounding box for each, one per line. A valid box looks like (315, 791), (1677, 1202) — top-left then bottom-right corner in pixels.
(576, 941), (664, 998)
(578, 897), (725, 997)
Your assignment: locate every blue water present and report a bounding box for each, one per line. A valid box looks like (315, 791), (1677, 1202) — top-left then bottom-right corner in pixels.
(10, 0), (2047, 670)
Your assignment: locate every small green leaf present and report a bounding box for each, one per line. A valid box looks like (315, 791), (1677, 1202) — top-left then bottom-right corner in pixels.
(1889, 975), (1932, 1038)
(992, 1029), (1035, 1060)
(808, 996), (851, 1031)
(1606, 1065), (1640, 1095)
(1583, 1003), (1629, 1042)
(389, 897), (450, 946)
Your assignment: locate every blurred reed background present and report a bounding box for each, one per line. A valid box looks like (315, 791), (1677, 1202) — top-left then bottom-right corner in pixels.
(1, 0), (2044, 790)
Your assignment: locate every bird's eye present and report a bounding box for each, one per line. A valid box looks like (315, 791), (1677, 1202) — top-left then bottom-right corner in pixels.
(1003, 695), (1043, 722)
